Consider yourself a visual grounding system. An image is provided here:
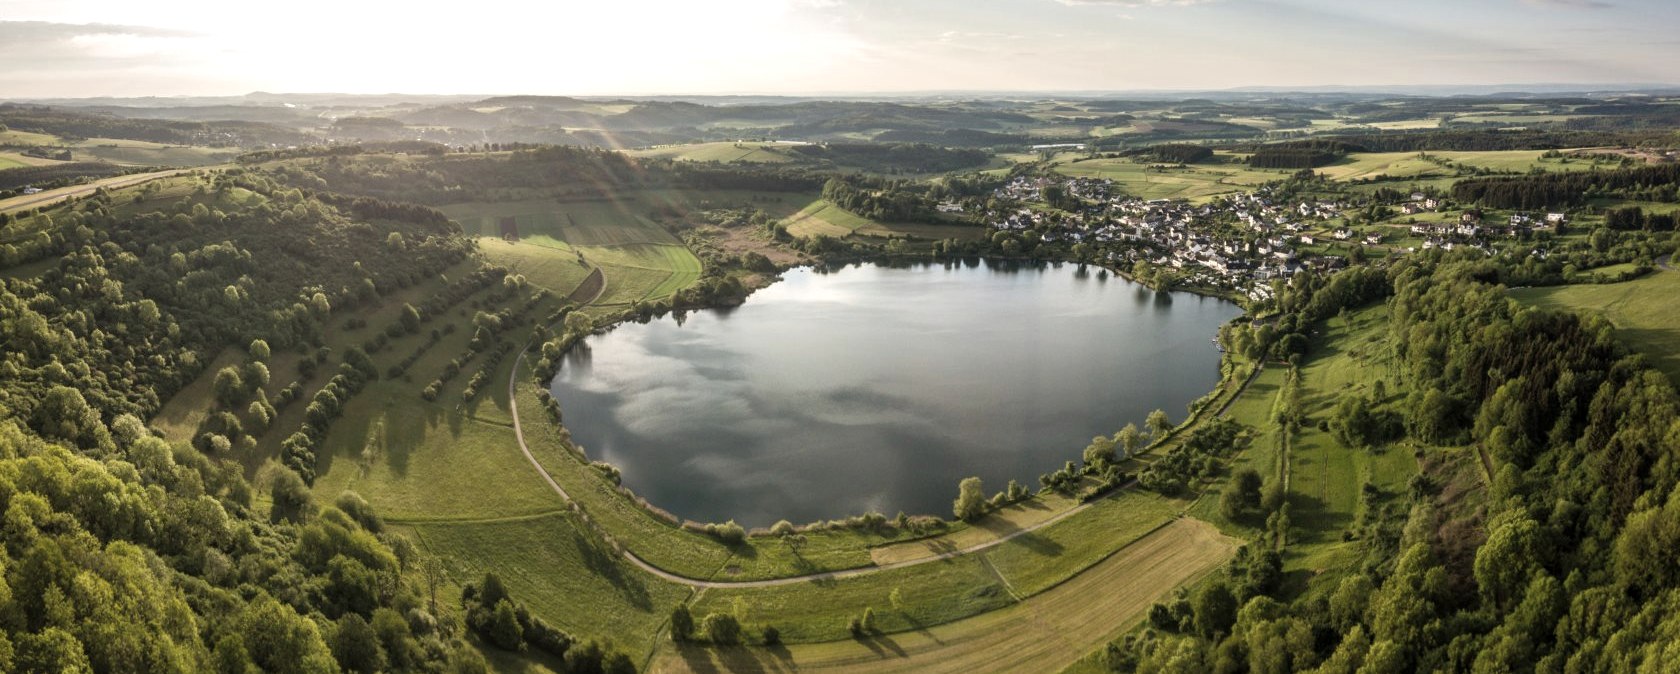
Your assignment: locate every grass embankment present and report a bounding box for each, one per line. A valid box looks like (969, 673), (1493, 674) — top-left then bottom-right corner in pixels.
(1511, 268), (1680, 385)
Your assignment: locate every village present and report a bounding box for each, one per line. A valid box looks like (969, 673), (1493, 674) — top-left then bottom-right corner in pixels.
(975, 175), (1570, 302)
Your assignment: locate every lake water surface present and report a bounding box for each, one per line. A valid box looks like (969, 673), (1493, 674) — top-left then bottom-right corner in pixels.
(550, 260), (1242, 527)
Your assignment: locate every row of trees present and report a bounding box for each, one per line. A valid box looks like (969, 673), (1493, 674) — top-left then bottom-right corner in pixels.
(1452, 162), (1680, 209)
(821, 176), (943, 223)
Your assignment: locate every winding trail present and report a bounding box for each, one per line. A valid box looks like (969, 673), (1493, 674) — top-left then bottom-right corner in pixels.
(505, 338), (1269, 588)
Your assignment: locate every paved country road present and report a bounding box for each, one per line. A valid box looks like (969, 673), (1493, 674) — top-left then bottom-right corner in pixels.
(0, 168), (205, 213)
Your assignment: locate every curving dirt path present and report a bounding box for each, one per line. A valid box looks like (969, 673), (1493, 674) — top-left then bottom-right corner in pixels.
(506, 338), (1267, 588)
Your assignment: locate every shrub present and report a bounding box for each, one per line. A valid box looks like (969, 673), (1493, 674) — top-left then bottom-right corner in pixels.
(701, 613), (742, 645)
(706, 520), (746, 545)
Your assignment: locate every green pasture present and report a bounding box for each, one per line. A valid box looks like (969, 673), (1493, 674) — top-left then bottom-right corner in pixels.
(1512, 268), (1680, 385)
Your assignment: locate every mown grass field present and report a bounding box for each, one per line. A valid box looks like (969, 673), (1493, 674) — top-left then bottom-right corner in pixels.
(1511, 268), (1680, 385)
(1186, 365), (1289, 537)
(679, 492), (1192, 644)
(984, 490), (1186, 596)
(867, 490), (1084, 566)
(653, 518), (1237, 674)
(779, 199), (982, 241)
(1053, 154), (1289, 202)
(0, 167), (195, 214)
(409, 512), (691, 656)
(1053, 149), (1612, 201)
(0, 129), (60, 145)
(1282, 305), (1418, 586)
(437, 197), (706, 305)
(477, 237), (596, 297)
(1311, 149), (1606, 182)
(628, 141), (803, 164)
(439, 198), (678, 245)
(71, 138), (234, 167)
(0, 151), (60, 169)
(784, 200), (879, 238)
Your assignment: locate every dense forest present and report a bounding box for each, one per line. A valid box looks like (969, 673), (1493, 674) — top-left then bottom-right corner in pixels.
(1452, 163), (1680, 209)
(1104, 256), (1680, 673)
(820, 175), (943, 223)
(0, 170), (639, 672)
(1247, 142), (1349, 169)
(1123, 144), (1216, 164)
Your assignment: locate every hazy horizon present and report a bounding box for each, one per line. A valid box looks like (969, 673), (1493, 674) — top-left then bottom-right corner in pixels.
(3, 0), (1677, 99)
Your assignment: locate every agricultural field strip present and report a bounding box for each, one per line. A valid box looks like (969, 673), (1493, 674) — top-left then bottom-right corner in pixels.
(0, 167), (205, 213)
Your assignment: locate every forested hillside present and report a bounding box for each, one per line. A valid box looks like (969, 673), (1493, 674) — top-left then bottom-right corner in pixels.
(0, 169), (644, 672)
(1106, 257), (1680, 673)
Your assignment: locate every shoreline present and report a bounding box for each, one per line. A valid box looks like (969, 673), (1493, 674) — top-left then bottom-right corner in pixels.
(541, 254), (1252, 533)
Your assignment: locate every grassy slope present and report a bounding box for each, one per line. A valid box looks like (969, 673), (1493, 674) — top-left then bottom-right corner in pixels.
(1282, 306), (1418, 589)
(1052, 149), (1610, 202)
(1511, 268), (1680, 385)
(477, 237), (596, 297)
(437, 198), (704, 305)
(408, 512), (691, 655)
(628, 142), (801, 164)
(71, 138), (234, 167)
(653, 518), (1237, 674)
(782, 200), (981, 241)
(1053, 154), (1289, 202)
(682, 492), (1192, 644)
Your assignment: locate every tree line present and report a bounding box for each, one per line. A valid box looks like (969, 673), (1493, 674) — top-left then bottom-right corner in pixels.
(1452, 163), (1680, 209)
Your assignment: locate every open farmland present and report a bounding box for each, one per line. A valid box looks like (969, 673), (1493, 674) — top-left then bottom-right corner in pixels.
(71, 137), (235, 166)
(1511, 268), (1680, 385)
(439, 198), (680, 245)
(650, 518), (1237, 674)
(437, 197), (704, 304)
(1053, 154), (1290, 202)
(629, 141), (803, 164)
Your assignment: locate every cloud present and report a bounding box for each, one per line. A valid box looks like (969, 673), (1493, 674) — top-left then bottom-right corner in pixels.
(0, 21), (197, 42)
(1053, 0), (1215, 6)
(1522, 0), (1613, 8)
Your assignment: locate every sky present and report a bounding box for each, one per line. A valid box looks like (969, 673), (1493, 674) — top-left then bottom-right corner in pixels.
(1, 0), (1677, 98)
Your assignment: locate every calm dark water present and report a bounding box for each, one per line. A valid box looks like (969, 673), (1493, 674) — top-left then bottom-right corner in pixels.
(550, 260), (1241, 527)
